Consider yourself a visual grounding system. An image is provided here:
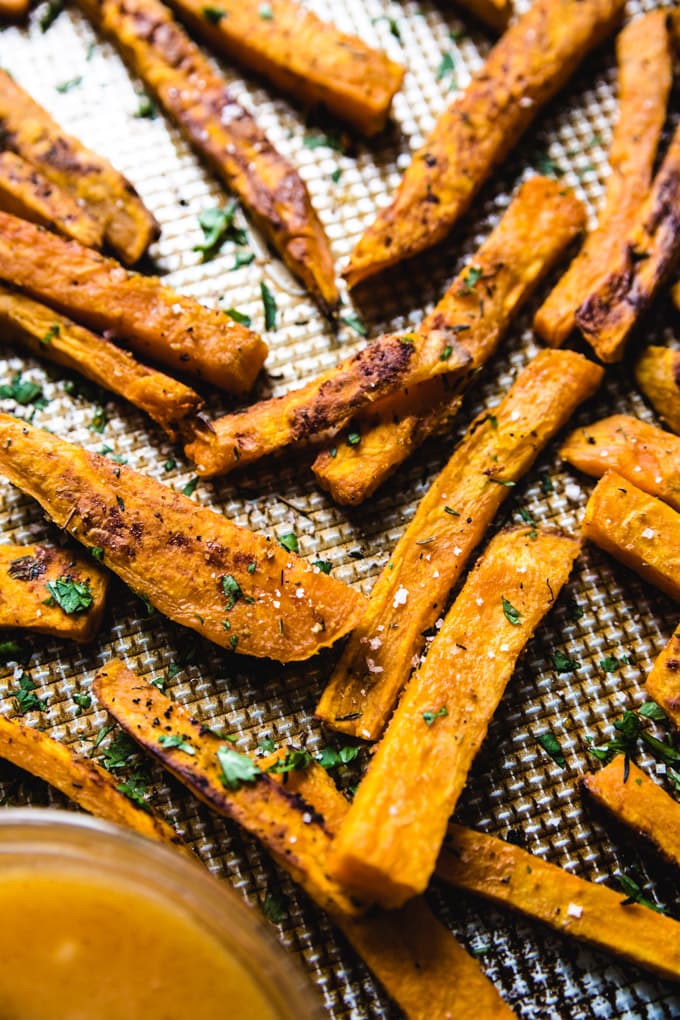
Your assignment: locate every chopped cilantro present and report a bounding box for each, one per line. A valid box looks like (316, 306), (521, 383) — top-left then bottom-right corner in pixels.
(533, 151), (559, 177)
(217, 747), (261, 790)
(89, 546), (104, 562)
(340, 313), (367, 337)
(158, 733), (196, 756)
(436, 51), (457, 87)
(422, 706), (448, 727)
(502, 597), (522, 626)
(303, 131), (344, 152)
(163, 458), (176, 472)
(616, 873), (665, 914)
(73, 692), (92, 716)
(260, 281), (277, 330)
(459, 265), (483, 293)
(330, 167), (342, 184)
(537, 731), (566, 767)
(257, 737), (277, 754)
(267, 748), (313, 774)
(444, 506), (460, 516)
(540, 472), (554, 494)
(41, 323), (60, 346)
(14, 673), (46, 714)
(488, 477), (515, 487)
(316, 745), (359, 769)
(46, 576), (93, 614)
(639, 701), (667, 722)
(99, 731), (138, 771)
(0, 372), (45, 407)
(313, 560), (332, 574)
(56, 76), (82, 93)
(194, 202), (246, 260)
(440, 345), (453, 361)
(182, 477), (199, 498)
(278, 532), (299, 553)
(231, 250), (255, 271)
(600, 655), (625, 673)
(552, 649), (580, 673)
(116, 772), (151, 812)
(222, 574), (243, 610)
(223, 307), (252, 327)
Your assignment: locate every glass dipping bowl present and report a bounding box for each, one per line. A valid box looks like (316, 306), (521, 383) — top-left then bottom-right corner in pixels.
(0, 808), (322, 1019)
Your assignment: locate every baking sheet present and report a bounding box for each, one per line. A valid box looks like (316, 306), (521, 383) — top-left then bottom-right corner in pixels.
(1, 0), (680, 1016)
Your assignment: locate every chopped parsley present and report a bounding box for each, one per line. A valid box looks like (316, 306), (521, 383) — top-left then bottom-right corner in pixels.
(340, 313), (367, 337)
(303, 130), (344, 153)
(158, 733), (196, 756)
(315, 745), (359, 769)
(422, 706), (448, 727)
(443, 506), (460, 516)
(223, 307), (251, 327)
(56, 76), (82, 93)
(202, 5), (226, 21)
(0, 372), (45, 407)
(14, 673), (46, 714)
(260, 281), (277, 330)
(231, 250), (255, 271)
(98, 732), (138, 771)
(267, 748), (313, 774)
(347, 431), (361, 446)
(600, 654), (630, 673)
(89, 546), (104, 562)
(39, 0), (65, 30)
(217, 747), (261, 790)
(459, 265), (483, 293)
(163, 458), (176, 472)
(222, 574), (244, 610)
(194, 202), (246, 260)
(134, 91), (157, 119)
(616, 873), (665, 914)
(313, 560), (332, 574)
(73, 692), (92, 716)
(436, 51), (457, 87)
(257, 737), (277, 754)
(537, 731), (566, 767)
(440, 345), (453, 361)
(182, 477), (199, 498)
(502, 597), (522, 626)
(552, 649), (580, 673)
(41, 323), (60, 346)
(45, 577), (93, 614)
(262, 891), (287, 923)
(90, 405), (108, 433)
(116, 772), (151, 812)
(533, 150), (560, 177)
(639, 701), (667, 722)
(278, 532), (299, 553)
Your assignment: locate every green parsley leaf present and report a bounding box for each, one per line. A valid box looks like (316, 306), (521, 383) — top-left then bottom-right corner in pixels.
(257, 737), (277, 754)
(222, 309), (251, 330)
(39, 0), (65, 30)
(316, 745), (360, 769)
(313, 560), (332, 574)
(46, 577), (93, 614)
(423, 706), (448, 726)
(116, 771), (151, 812)
(163, 458), (176, 472)
(303, 131), (344, 152)
(14, 673), (46, 714)
(517, 507), (536, 526)
(330, 167), (342, 184)
(0, 638), (29, 664)
(0, 372), (45, 407)
(278, 532), (299, 553)
(502, 597), (522, 626)
(443, 506), (460, 516)
(222, 574), (243, 610)
(182, 477), (199, 498)
(262, 891), (287, 923)
(436, 51), (457, 87)
(260, 281), (277, 330)
(158, 733), (196, 756)
(459, 265), (483, 293)
(540, 472), (554, 494)
(600, 655), (623, 673)
(56, 76), (82, 93)
(616, 873), (665, 914)
(194, 202), (246, 260)
(73, 692), (92, 716)
(340, 313), (367, 337)
(440, 345), (453, 361)
(217, 747), (261, 790)
(99, 731), (139, 771)
(639, 701), (667, 722)
(537, 731), (566, 767)
(267, 748), (313, 775)
(89, 546), (104, 562)
(90, 405), (108, 433)
(347, 431), (361, 446)
(202, 5), (226, 21)
(231, 250), (255, 271)
(487, 477), (515, 487)
(552, 649), (580, 673)
(41, 323), (60, 346)
(533, 151), (559, 177)
(134, 91), (157, 119)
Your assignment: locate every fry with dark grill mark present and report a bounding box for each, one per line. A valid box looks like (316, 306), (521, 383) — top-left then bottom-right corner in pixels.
(635, 345), (680, 436)
(646, 628), (680, 731)
(0, 67), (159, 264)
(534, 11), (672, 347)
(0, 211), (267, 395)
(343, 0), (623, 288)
(76, 0), (338, 314)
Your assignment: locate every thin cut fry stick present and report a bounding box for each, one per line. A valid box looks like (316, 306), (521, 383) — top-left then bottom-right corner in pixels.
(95, 658), (516, 1020)
(576, 121), (680, 362)
(534, 11), (672, 347)
(560, 414), (680, 514)
(583, 470), (680, 602)
(0, 211), (267, 395)
(437, 824), (680, 983)
(327, 526), (580, 908)
(646, 627), (680, 731)
(451, 0), (512, 33)
(0, 151), (104, 249)
(317, 350), (602, 740)
(313, 176), (586, 505)
(165, 0), (404, 136)
(0, 68), (158, 265)
(0, 543), (108, 643)
(581, 757), (680, 871)
(184, 330), (472, 478)
(635, 345), (680, 436)
(0, 415), (366, 663)
(0, 712), (184, 848)
(76, 0), (338, 313)
(0, 286), (204, 441)
(343, 0), (623, 288)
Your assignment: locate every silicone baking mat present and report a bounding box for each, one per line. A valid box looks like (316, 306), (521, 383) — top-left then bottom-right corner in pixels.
(1, 0), (679, 1016)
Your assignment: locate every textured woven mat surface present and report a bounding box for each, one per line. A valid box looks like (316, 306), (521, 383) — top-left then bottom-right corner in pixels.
(1, 0), (680, 1016)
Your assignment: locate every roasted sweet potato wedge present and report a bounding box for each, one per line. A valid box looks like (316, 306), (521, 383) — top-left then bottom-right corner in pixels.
(317, 350), (602, 740)
(328, 526), (580, 908)
(583, 470), (680, 602)
(77, 0), (337, 313)
(0, 286), (204, 441)
(0, 151), (104, 249)
(581, 757), (680, 871)
(164, 0), (404, 136)
(635, 345), (680, 436)
(0, 543), (108, 643)
(561, 414), (680, 514)
(0, 711), (184, 847)
(0, 211), (267, 395)
(576, 121), (680, 362)
(437, 824), (680, 983)
(184, 330), (471, 478)
(0, 0), (30, 19)
(313, 176), (586, 504)
(452, 0), (512, 32)
(534, 11), (672, 347)
(0, 68), (158, 264)
(645, 628), (680, 730)
(343, 0), (623, 287)
(0, 416), (366, 662)
(95, 659), (516, 1020)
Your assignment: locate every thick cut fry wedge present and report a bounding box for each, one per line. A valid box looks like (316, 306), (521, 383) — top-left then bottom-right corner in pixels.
(437, 824), (680, 983)
(164, 0), (404, 136)
(581, 758), (680, 871)
(645, 628), (680, 731)
(0, 543), (108, 643)
(583, 471), (680, 602)
(313, 176), (587, 504)
(576, 121), (680, 362)
(0, 416), (365, 662)
(635, 345), (680, 436)
(95, 659), (516, 1019)
(0, 151), (104, 249)
(0, 0), (30, 18)
(0, 712), (184, 847)
(451, 0), (512, 32)
(0, 212), (266, 395)
(317, 350), (602, 740)
(343, 0), (622, 288)
(328, 526), (580, 909)
(0, 68), (158, 264)
(561, 414), (680, 514)
(184, 330), (472, 477)
(77, 0), (337, 314)
(0, 286), (204, 441)
(534, 11), (672, 347)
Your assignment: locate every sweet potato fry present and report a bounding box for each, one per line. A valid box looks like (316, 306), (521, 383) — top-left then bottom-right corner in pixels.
(0, 711), (184, 848)
(343, 0), (623, 288)
(164, 0), (404, 136)
(576, 121), (680, 362)
(581, 757), (680, 871)
(95, 659), (516, 1019)
(451, 0), (511, 32)
(534, 11), (672, 347)
(0, 151), (104, 249)
(0, 68), (158, 264)
(437, 824), (680, 983)
(0, 287), (204, 441)
(317, 350), (602, 740)
(313, 176), (587, 504)
(0, 0), (30, 19)
(0, 543), (108, 643)
(0, 211), (267, 395)
(560, 414), (680, 513)
(0, 416), (366, 662)
(76, 0), (337, 314)
(583, 471), (680, 602)
(328, 526), (580, 909)
(635, 345), (680, 436)
(184, 330), (472, 478)
(645, 628), (680, 731)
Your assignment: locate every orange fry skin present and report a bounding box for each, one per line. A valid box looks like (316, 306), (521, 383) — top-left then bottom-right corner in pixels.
(646, 627), (680, 731)
(635, 345), (680, 436)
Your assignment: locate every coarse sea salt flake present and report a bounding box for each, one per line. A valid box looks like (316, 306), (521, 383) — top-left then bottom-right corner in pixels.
(642, 528), (655, 540)
(393, 586), (409, 608)
(567, 903), (583, 919)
